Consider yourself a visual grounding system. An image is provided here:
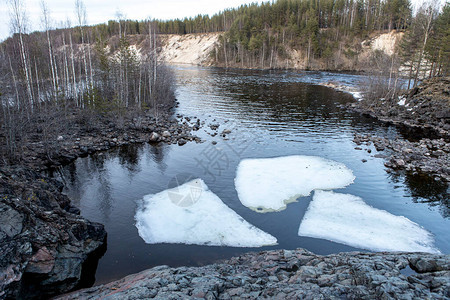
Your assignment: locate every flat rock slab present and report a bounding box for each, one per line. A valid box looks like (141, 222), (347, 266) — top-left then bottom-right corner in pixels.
(57, 249), (450, 299)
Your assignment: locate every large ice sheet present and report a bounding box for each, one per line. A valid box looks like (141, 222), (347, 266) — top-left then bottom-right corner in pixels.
(298, 190), (440, 253)
(135, 179), (277, 247)
(235, 155), (355, 212)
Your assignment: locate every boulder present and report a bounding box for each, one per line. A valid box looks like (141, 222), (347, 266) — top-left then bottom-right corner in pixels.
(0, 167), (106, 299)
(149, 132), (161, 143)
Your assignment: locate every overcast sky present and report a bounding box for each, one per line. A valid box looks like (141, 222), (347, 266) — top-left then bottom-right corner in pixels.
(0, 0), (439, 42)
(0, 0), (268, 41)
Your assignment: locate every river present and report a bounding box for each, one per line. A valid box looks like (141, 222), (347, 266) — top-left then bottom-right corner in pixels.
(57, 66), (449, 285)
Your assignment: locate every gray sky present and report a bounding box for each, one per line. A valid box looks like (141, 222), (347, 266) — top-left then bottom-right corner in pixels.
(1, 0), (266, 41)
(0, 0), (439, 42)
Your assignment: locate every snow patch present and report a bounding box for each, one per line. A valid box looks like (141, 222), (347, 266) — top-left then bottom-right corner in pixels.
(135, 179), (277, 247)
(351, 91), (363, 101)
(320, 82), (363, 101)
(298, 190), (440, 253)
(235, 156), (355, 212)
(398, 96), (406, 106)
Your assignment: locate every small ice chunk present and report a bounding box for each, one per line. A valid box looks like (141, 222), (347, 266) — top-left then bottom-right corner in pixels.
(135, 179), (277, 247)
(351, 91), (363, 101)
(235, 156), (355, 212)
(398, 96), (406, 106)
(298, 190), (440, 253)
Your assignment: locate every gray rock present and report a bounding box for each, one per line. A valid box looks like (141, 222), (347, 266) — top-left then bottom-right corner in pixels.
(149, 132), (161, 142)
(56, 250), (450, 299)
(0, 167), (106, 299)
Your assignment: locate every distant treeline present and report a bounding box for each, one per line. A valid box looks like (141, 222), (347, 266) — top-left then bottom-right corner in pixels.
(82, 0), (411, 37)
(40, 0), (413, 71)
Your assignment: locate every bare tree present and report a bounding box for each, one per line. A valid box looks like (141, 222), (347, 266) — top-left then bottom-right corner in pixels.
(8, 0), (34, 114)
(41, 0), (58, 103)
(412, 1), (439, 87)
(75, 0), (89, 106)
(66, 19), (78, 105)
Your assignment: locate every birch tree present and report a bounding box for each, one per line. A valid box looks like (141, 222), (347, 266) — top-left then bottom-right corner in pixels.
(41, 0), (58, 103)
(75, 0), (89, 106)
(412, 1), (439, 87)
(8, 0), (34, 114)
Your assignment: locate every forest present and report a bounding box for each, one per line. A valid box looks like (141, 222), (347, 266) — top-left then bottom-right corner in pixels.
(0, 0), (175, 163)
(0, 0), (449, 163)
(87, 0), (448, 77)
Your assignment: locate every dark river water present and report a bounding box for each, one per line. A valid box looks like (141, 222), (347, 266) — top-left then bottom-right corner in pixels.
(57, 66), (449, 285)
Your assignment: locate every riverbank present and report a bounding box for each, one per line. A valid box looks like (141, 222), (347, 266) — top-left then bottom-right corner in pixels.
(1, 107), (201, 172)
(57, 248), (450, 299)
(0, 107), (202, 298)
(159, 31), (401, 71)
(348, 76), (450, 182)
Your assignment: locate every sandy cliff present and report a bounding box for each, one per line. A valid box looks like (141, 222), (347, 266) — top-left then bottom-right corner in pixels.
(158, 31), (403, 70)
(160, 33), (221, 66)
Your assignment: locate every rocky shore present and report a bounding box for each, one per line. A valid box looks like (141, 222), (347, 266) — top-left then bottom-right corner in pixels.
(0, 167), (106, 299)
(349, 76), (449, 139)
(348, 76), (450, 181)
(353, 134), (450, 182)
(7, 109), (201, 172)
(57, 249), (450, 299)
(0, 107), (202, 299)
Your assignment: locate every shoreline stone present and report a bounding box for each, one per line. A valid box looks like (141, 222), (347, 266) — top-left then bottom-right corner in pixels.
(353, 134), (450, 182)
(348, 77), (449, 182)
(56, 249), (450, 299)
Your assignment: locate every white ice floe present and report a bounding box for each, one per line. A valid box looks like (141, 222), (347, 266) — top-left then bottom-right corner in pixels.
(298, 190), (440, 253)
(135, 179), (277, 247)
(235, 156), (355, 212)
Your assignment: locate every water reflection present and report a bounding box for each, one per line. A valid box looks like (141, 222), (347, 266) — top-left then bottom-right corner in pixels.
(389, 172), (449, 218)
(148, 144), (169, 172)
(117, 144), (142, 175)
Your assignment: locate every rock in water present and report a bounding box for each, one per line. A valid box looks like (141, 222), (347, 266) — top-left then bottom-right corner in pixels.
(0, 167), (106, 299)
(149, 132), (161, 142)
